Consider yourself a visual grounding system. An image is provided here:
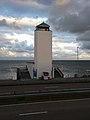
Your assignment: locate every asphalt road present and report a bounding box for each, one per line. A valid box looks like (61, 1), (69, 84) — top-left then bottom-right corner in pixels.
(0, 98), (90, 120)
(1, 82), (90, 94)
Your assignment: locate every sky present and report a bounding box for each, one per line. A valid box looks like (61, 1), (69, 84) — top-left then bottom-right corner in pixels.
(0, 0), (90, 60)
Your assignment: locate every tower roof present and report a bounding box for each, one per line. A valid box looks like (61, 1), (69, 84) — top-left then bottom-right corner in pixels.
(36, 22), (50, 28)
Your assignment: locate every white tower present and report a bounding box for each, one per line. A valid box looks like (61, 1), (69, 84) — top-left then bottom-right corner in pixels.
(34, 22), (52, 79)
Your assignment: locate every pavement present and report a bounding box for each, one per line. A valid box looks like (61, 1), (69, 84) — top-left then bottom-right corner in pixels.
(0, 98), (90, 120)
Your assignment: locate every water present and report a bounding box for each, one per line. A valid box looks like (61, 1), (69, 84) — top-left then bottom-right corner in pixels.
(0, 60), (90, 80)
(53, 60), (90, 77)
(0, 60), (28, 80)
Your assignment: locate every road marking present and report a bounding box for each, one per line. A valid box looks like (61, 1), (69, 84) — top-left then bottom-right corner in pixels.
(19, 111), (48, 116)
(45, 86), (59, 89)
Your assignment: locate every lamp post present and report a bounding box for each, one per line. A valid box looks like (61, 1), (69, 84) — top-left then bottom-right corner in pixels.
(77, 47), (79, 61)
(77, 47), (79, 77)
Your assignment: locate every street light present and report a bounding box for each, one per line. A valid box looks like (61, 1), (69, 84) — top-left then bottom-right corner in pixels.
(77, 47), (79, 60)
(74, 47), (80, 78)
(77, 47), (79, 77)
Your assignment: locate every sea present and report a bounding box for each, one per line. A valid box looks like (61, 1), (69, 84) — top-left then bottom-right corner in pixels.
(0, 60), (90, 80)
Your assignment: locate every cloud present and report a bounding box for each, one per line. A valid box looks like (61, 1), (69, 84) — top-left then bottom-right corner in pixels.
(48, 0), (90, 58)
(0, 0), (49, 17)
(52, 41), (77, 59)
(0, 31), (34, 58)
(32, 0), (53, 6)
(49, 3), (90, 33)
(0, 19), (8, 26)
(0, 0), (90, 60)
(15, 0), (47, 8)
(12, 40), (34, 53)
(49, 0), (90, 33)
(81, 41), (90, 50)
(77, 31), (90, 42)
(0, 0), (71, 6)
(55, 0), (70, 6)
(0, 16), (47, 32)
(0, 39), (34, 58)
(0, 18), (21, 30)
(77, 31), (90, 50)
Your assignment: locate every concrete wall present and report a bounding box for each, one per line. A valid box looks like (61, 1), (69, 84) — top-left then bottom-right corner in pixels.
(27, 63), (34, 79)
(34, 30), (52, 78)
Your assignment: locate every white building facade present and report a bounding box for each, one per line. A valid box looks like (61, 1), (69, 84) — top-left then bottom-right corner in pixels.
(34, 22), (52, 79)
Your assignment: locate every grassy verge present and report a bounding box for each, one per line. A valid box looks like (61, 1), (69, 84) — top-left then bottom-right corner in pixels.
(0, 78), (90, 87)
(0, 92), (90, 105)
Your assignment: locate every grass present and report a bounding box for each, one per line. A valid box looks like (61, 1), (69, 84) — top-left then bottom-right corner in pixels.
(0, 92), (90, 105)
(0, 79), (90, 87)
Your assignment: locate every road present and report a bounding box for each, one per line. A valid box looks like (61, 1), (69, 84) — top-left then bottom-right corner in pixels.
(1, 82), (90, 93)
(0, 98), (90, 120)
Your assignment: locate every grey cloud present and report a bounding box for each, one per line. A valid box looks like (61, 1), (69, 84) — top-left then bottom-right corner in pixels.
(11, 40), (34, 53)
(81, 41), (90, 50)
(49, 6), (90, 33)
(34, 0), (53, 6)
(16, 0), (53, 6)
(49, 0), (82, 23)
(52, 50), (76, 60)
(0, 34), (13, 48)
(49, 0), (90, 33)
(0, 34), (34, 55)
(0, 19), (21, 30)
(12, 21), (21, 30)
(49, 0), (90, 53)
(77, 31), (90, 50)
(0, 19), (8, 26)
(77, 31), (90, 41)
(0, 0), (49, 17)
